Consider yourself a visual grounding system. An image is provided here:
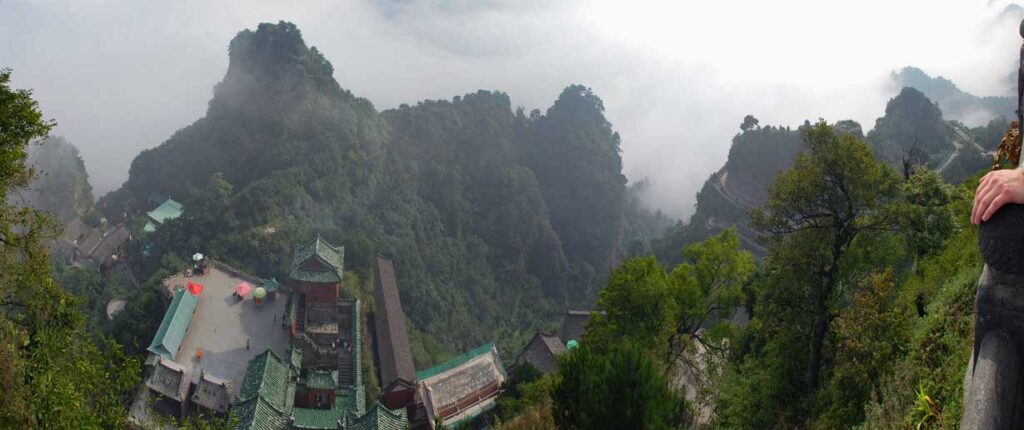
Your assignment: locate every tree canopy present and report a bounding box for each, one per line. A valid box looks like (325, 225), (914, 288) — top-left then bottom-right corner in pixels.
(0, 68), (140, 429)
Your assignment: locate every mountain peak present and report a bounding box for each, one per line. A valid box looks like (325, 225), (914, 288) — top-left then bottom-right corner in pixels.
(226, 21), (333, 79)
(890, 66), (1014, 126)
(210, 21), (341, 116)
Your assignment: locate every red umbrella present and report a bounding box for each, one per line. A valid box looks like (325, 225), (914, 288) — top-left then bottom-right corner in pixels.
(234, 281), (252, 297)
(187, 281), (204, 296)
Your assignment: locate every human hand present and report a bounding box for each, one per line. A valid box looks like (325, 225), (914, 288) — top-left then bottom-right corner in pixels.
(972, 169), (1024, 224)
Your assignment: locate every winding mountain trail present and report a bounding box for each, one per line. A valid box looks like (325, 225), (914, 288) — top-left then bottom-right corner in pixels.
(937, 125), (989, 174)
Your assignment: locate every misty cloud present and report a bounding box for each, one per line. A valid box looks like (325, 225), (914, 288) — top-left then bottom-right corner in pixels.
(1, 0), (1021, 218)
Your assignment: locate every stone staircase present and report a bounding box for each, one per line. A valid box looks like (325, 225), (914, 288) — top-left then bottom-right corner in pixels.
(338, 348), (354, 386)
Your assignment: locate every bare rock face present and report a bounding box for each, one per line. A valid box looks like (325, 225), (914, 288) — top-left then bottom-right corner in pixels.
(960, 265), (1024, 429)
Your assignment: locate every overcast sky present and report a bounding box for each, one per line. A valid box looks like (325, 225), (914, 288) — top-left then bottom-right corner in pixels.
(1, 0), (1021, 218)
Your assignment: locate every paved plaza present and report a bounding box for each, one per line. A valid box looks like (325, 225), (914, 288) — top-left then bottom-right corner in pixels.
(163, 266), (290, 387)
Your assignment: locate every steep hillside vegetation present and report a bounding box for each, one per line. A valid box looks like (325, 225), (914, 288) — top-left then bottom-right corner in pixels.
(12, 136), (94, 222)
(102, 22), (666, 365)
(653, 84), (997, 265)
(652, 124), (807, 264)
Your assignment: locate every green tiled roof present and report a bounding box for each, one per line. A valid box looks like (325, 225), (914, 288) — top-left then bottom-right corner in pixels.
(264, 277), (281, 292)
(233, 349), (296, 430)
(347, 385), (367, 418)
(347, 404), (409, 430)
(445, 401), (496, 429)
(237, 350), (295, 408)
(289, 346), (303, 371)
(416, 342), (500, 381)
(306, 370), (339, 390)
(232, 397), (291, 430)
(350, 299), (363, 389)
(147, 288), (199, 360)
(290, 236), (344, 283)
(147, 198), (183, 225)
(292, 401), (346, 429)
(143, 220), (157, 233)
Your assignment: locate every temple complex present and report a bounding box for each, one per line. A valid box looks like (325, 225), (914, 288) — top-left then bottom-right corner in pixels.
(132, 235), (511, 429)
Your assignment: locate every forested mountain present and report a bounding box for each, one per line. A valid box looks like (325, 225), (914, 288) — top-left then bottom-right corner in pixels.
(652, 81), (1001, 266)
(100, 22), (666, 366)
(11, 136), (94, 222)
(868, 87), (956, 170)
(892, 66), (1014, 125)
(651, 123), (806, 264)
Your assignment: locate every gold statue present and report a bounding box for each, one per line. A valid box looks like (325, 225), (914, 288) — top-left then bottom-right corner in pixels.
(992, 120), (1022, 170)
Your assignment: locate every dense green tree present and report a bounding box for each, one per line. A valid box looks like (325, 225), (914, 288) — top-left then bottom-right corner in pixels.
(521, 85), (628, 299)
(900, 168), (958, 258)
(817, 271), (909, 428)
(552, 343), (686, 430)
(668, 228), (754, 350)
(0, 68), (140, 428)
(749, 120), (902, 392)
(51, 262), (129, 333)
(588, 229), (754, 364)
(740, 115), (759, 131)
(586, 256), (678, 356)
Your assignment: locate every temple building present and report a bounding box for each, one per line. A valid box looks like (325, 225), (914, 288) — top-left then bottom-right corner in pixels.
(55, 217), (131, 269)
(512, 332), (566, 374)
(145, 356), (193, 418)
(191, 371), (233, 416)
(511, 310), (603, 375)
(371, 257), (417, 412)
(416, 343), (507, 429)
(230, 236), (408, 430)
(560, 309), (600, 345)
(144, 197), (183, 232)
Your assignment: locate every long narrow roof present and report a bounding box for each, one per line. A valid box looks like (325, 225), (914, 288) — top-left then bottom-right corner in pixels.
(89, 224), (130, 263)
(61, 217), (88, 243)
(147, 287), (199, 360)
(290, 236), (344, 283)
(77, 228), (104, 256)
(372, 257), (416, 388)
(416, 343), (503, 381)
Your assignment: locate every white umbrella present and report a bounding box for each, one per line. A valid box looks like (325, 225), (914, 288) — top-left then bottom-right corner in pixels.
(192, 252), (204, 261)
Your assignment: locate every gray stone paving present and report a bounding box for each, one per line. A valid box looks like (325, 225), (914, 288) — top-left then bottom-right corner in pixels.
(163, 267), (290, 388)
